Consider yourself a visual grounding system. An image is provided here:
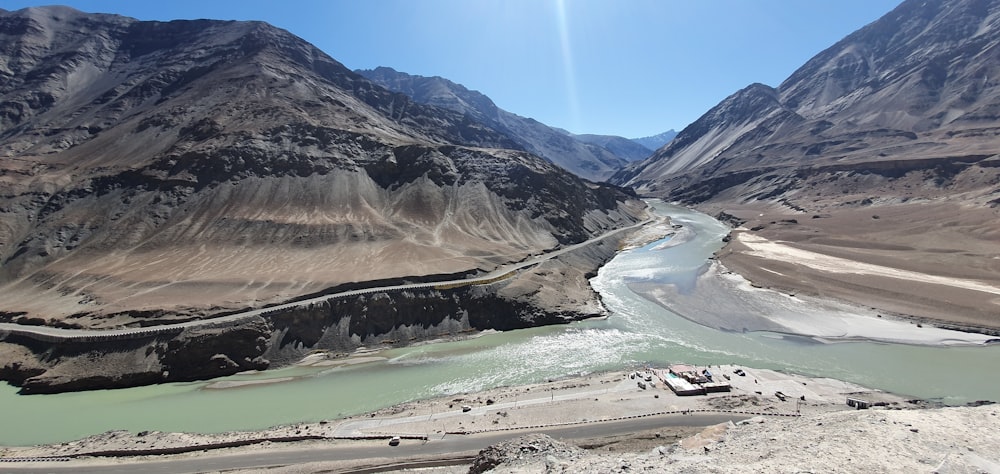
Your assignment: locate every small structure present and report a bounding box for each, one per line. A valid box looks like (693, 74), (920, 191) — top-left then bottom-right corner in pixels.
(663, 376), (702, 396)
(669, 364), (708, 384)
(662, 364), (731, 396)
(846, 397), (871, 409)
(702, 381), (732, 393)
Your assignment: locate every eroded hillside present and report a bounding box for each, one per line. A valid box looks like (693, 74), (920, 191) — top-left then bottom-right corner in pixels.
(0, 7), (643, 328)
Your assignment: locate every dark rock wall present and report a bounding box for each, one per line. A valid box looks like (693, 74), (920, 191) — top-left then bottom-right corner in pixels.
(0, 236), (621, 394)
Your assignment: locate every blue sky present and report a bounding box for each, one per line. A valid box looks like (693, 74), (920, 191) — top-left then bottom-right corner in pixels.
(3, 0), (902, 137)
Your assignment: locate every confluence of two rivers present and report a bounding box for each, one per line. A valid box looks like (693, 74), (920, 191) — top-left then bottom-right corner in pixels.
(1, 202), (998, 446)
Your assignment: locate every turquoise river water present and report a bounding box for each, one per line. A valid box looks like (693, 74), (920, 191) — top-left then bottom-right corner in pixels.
(2, 202), (998, 446)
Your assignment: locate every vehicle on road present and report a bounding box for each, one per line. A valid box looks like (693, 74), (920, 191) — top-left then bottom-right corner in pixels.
(389, 436), (401, 446)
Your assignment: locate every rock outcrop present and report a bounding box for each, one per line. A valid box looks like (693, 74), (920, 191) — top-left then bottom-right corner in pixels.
(1, 233), (624, 394)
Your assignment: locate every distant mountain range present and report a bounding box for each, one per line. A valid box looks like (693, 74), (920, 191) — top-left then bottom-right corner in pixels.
(612, 0), (1000, 210)
(629, 130), (677, 152)
(572, 133), (655, 161)
(357, 67), (654, 181)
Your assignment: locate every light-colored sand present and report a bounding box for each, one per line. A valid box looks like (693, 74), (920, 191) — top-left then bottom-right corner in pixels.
(296, 353), (388, 368)
(712, 263), (998, 345)
(736, 232), (1000, 297)
(618, 215), (676, 250)
(711, 202), (1000, 331)
(632, 260), (996, 345)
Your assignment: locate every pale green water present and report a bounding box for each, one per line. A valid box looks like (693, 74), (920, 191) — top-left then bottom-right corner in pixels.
(2, 202), (998, 446)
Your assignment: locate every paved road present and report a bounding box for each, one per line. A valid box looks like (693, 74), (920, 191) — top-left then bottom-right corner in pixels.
(0, 218), (651, 342)
(1, 413), (741, 473)
(333, 379), (633, 436)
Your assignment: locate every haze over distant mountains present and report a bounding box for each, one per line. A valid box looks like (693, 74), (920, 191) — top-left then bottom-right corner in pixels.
(0, 6), (643, 325)
(629, 130), (678, 152)
(357, 67), (655, 181)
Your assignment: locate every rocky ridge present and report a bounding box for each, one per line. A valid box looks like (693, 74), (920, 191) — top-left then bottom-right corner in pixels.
(357, 66), (644, 181)
(629, 129), (677, 152)
(613, 0), (1000, 208)
(568, 133), (653, 162)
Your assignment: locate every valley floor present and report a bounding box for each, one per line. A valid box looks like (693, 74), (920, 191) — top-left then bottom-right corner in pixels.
(710, 202), (1000, 335)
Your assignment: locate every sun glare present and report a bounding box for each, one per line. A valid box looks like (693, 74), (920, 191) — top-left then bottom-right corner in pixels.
(554, 0), (581, 132)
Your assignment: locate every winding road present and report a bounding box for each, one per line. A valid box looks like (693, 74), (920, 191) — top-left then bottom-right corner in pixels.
(1, 413), (740, 473)
(0, 218), (652, 342)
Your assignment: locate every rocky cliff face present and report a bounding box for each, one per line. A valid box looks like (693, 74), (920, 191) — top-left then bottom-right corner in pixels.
(0, 7), (643, 328)
(1, 232), (623, 394)
(357, 66), (635, 181)
(612, 0), (1000, 210)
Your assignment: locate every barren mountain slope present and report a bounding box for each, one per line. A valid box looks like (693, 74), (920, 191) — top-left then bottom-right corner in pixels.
(572, 133), (653, 161)
(611, 0), (1000, 329)
(615, 0), (1000, 202)
(630, 129), (677, 152)
(357, 67), (633, 181)
(0, 7), (643, 327)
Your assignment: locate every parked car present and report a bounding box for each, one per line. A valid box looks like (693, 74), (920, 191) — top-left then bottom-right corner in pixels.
(389, 436), (401, 446)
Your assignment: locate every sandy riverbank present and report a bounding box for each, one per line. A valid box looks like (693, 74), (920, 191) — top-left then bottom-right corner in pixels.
(619, 200), (1000, 345)
(708, 203), (1000, 334)
(631, 260), (998, 346)
(618, 214), (677, 250)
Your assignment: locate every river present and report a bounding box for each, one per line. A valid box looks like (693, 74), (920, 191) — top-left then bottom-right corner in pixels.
(2, 202), (998, 446)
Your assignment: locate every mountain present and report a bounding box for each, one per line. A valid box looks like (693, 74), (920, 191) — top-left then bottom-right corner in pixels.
(611, 0), (1000, 330)
(572, 133), (653, 161)
(0, 6), (643, 328)
(613, 0), (1000, 206)
(356, 67), (633, 181)
(630, 129), (677, 152)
